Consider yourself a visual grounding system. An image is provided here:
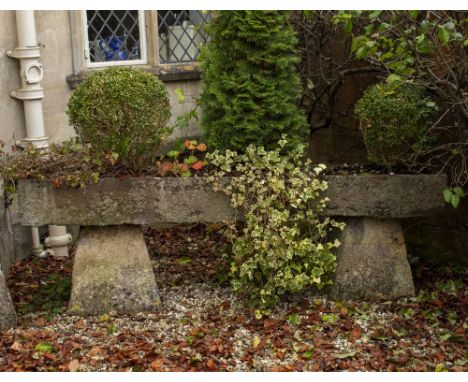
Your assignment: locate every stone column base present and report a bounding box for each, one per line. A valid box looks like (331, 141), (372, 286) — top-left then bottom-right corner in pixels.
(69, 226), (160, 315)
(331, 217), (415, 300)
(0, 268), (16, 330)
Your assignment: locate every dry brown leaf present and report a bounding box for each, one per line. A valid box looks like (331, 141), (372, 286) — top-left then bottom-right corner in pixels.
(10, 341), (22, 351)
(351, 327), (362, 340)
(32, 317), (48, 327)
(151, 359), (164, 371)
(68, 359), (80, 372)
(206, 359), (217, 370)
(87, 346), (102, 357)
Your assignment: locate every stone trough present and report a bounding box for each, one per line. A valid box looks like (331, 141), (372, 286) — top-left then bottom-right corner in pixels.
(16, 174), (447, 315)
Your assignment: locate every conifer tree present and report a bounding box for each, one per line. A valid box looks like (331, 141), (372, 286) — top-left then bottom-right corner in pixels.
(200, 11), (306, 152)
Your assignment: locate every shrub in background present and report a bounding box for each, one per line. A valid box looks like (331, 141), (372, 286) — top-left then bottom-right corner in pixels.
(200, 11), (307, 153)
(355, 81), (437, 167)
(67, 67), (171, 168)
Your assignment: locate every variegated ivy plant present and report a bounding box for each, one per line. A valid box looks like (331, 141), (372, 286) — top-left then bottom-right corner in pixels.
(207, 138), (345, 314)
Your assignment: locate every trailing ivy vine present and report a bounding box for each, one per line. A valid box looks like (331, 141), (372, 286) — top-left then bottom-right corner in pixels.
(208, 138), (344, 313)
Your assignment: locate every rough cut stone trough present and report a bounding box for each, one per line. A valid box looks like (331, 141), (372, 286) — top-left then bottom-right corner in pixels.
(16, 174), (446, 315)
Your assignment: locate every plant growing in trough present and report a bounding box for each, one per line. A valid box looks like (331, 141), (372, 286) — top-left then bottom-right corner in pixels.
(208, 137), (345, 313)
(67, 67), (172, 169)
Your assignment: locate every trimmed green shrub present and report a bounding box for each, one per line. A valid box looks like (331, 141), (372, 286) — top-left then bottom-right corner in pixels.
(355, 81), (437, 167)
(199, 11), (307, 153)
(67, 67), (171, 168)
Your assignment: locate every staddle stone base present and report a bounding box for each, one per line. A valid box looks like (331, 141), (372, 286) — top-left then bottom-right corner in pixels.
(69, 225), (160, 315)
(0, 267), (16, 330)
(331, 217), (415, 300)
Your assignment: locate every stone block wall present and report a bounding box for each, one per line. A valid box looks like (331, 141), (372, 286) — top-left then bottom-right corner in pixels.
(0, 178), (15, 273)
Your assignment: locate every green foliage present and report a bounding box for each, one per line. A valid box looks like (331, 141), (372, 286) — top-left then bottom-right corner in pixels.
(355, 81), (437, 167)
(207, 138), (344, 311)
(34, 342), (54, 353)
(158, 139), (208, 177)
(333, 11), (466, 77)
(200, 11), (307, 153)
(443, 187), (465, 208)
(67, 67), (172, 168)
(333, 11), (468, 187)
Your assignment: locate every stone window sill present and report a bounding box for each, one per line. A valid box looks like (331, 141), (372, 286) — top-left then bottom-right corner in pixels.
(66, 63), (202, 89)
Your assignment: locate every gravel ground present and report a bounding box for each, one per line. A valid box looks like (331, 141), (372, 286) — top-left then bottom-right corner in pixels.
(1, 224), (467, 372)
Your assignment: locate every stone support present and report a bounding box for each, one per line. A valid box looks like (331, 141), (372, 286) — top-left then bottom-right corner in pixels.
(69, 225), (160, 315)
(16, 174), (446, 304)
(331, 217), (415, 300)
(0, 177), (16, 329)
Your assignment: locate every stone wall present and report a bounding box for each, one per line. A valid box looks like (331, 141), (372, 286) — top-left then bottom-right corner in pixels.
(0, 178), (14, 273)
(0, 10), (204, 153)
(0, 10), (203, 262)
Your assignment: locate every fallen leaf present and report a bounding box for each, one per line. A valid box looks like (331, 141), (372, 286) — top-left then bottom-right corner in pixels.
(252, 335), (261, 348)
(32, 317), (48, 327)
(10, 341), (22, 351)
(151, 359), (164, 371)
(206, 359), (217, 370)
(97, 314), (110, 323)
(68, 359), (80, 372)
(334, 350), (356, 359)
(34, 342), (54, 353)
(87, 346), (102, 357)
(264, 319), (277, 329)
(351, 327), (362, 340)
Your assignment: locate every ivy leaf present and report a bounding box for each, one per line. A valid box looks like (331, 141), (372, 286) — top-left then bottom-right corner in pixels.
(355, 46), (368, 59)
(177, 256), (192, 265)
(368, 11), (382, 20)
(302, 349), (314, 359)
(443, 189), (452, 203)
(437, 27), (451, 45)
(175, 88), (186, 103)
(386, 74), (402, 83)
(451, 194), (460, 208)
(343, 19), (353, 34)
(453, 187), (465, 197)
(321, 314), (338, 324)
(415, 34), (434, 54)
(364, 24), (374, 35)
(287, 313), (301, 326)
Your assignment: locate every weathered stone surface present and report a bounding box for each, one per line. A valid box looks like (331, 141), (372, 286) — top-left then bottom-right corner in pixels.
(0, 266), (16, 330)
(0, 178), (15, 274)
(1, 179), (11, 271)
(324, 174), (446, 218)
(69, 225), (160, 315)
(18, 177), (235, 227)
(18, 174), (446, 226)
(331, 217), (415, 300)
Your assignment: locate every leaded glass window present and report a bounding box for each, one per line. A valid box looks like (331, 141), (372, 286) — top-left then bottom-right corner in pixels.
(85, 10), (147, 66)
(157, 10), (210, 63)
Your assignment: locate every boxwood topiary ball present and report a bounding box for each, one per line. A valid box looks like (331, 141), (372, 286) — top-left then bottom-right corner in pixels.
(355, 81), (437, 167)
(67, 67), (172, 168)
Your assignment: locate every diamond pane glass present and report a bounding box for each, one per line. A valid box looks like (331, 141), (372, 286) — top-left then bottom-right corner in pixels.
(158, 10), (210, 63)
(87, 10), (142, 63)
